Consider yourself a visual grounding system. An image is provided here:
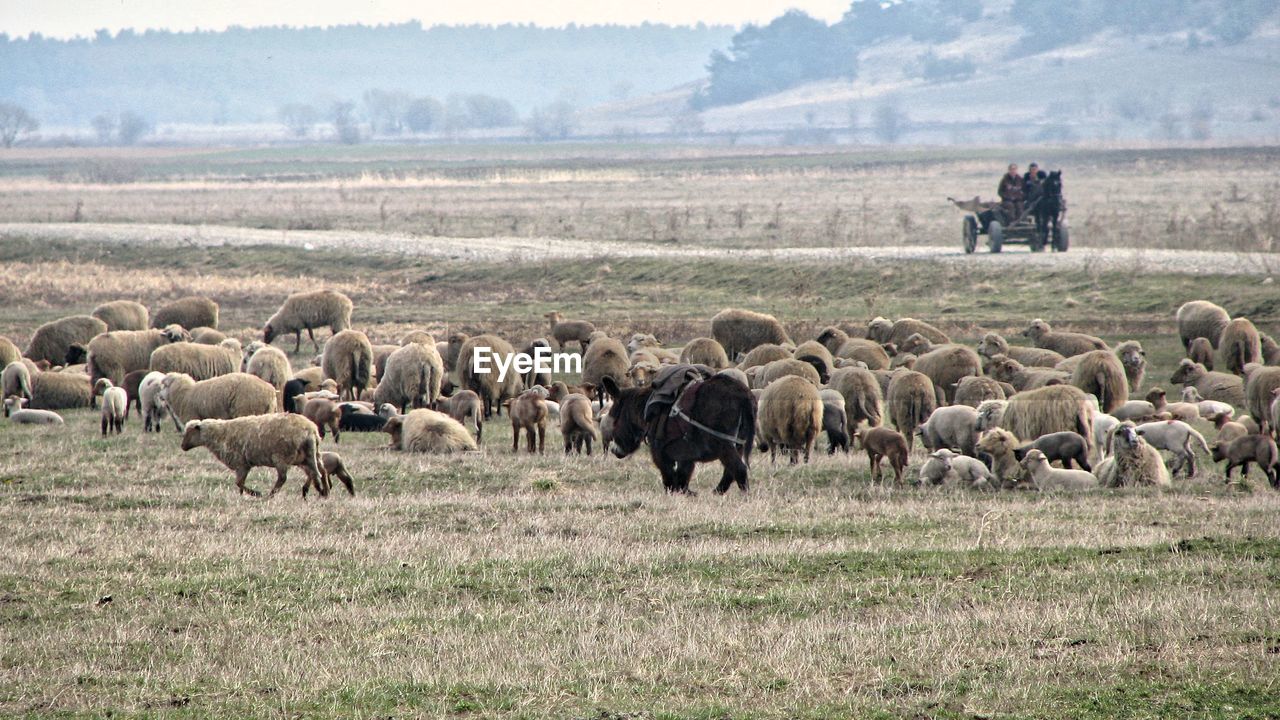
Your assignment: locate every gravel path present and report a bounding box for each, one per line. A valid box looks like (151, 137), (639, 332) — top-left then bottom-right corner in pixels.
(3, 222), (1277, 276)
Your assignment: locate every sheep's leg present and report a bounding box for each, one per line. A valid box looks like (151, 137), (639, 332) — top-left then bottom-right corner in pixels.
(101, 415), (108, 435)
(584, 435), (592, 456)
(266, 468), (289, 498)
(235, 469), (261, 497)
(536, 425), (545, 454)
(332, 422), (340, 444)
(293, 332), (301, 354)
(308, 327), (319, 353)
(511, 422), (520, 453)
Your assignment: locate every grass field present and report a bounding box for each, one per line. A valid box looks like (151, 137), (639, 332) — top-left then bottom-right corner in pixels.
(1, 144), (1279, 718)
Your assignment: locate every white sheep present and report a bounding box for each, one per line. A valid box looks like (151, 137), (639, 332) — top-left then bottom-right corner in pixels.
(1021, 449), (1099, 491)
(160, 372), (277, 431)
(1134, 419), (1211, 477)
(918, 404), (978, 457)
(94, 379), (128, 435)
(929, 448), (994, 490)
(3, 397), (64, 425)
(138, 371), (169, 433)
(1180, 386), (1234, 418)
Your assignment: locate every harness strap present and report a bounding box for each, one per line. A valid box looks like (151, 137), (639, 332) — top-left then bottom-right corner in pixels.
(668, 381), (749, 446)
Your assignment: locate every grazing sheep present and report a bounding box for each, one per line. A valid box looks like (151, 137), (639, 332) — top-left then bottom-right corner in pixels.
(456, 334), (524, 419)
(986, 354), (1069, 391)
(322, 330), (374, 402)
(1211, 434), (1280, 487)
(299, 396), (343, 442)
(1243, 366), (1280, 431)
(87, 324), (190, 390)
(1098, 425), (1171, 488)
(886, 370), (937, 452)
(159, 372), (277, 430)
(1187, 337), (1215, 371)
(999, 384), (1094, 455)
(712, 308), (792, 359)
(866, 317), (949, 347)
(855, 426), (909, 483)
(1170, 359), (1244, 408)
(2, 361), (32, 407)
(509, 390), (549, 454)
(833, 338), (890, 371)
(91, 300), (149, 331)
(976, 428), (1023, 487)
(316, 451), (357, 496)
(181, 414), (324, 498)
(826, 366), (883, 435)
(437, 390), (483, 441)
(190, 327), (227, 345)
(582, 335), (631, 389)
(244, 345), (292, 392)
(0, 336), (19, 368)
(544, 312), (595, 352)
(975, 399), (1007, 434)
(757, 375), (823, 464)
(918, 405), (978, 457)
(738, 343), (792, 370)
(1177, 301), (1231, 351)
(1070, 349), (1129, 414)
(909, 342), (981, 405)
(927, 448), (995, 489)
(560, 393), (598, 455)
(679, 337), (730, 370)
(1219, 317), (1262, 376)
(153, 296), (219, 331)
(25, 315), (109, 365)
(1013, 431), (1092, 471)
(1021, 449), (1099, 491)
(28, 370), (93, 411)
(792, 340), (835, 381)
(818, 388), (849, 454)
(149, 338), (242, 381)
(1134, 419), (1210, 477)
(1022, 319), (1107, 357)
(94, 379), (127, 435)
(384, 408), (477, 453)
(3, 398), (64, 425)
(756, 358), (821, 388)
(976, 332), (1064, 368)
(371, 342), (444, 413)
(137, 371), (168, 432)
(953, 375), (1006, 408)
(262, 289), (353, 353)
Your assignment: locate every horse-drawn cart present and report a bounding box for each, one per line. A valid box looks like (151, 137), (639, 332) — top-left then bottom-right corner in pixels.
(948, 193), (1069, 254)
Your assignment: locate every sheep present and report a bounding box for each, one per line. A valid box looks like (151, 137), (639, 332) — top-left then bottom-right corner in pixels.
(818, 388), (849, 454)
(153, 296), (219, 331)
(544, 312), (595, 352)
(281, 378), (308, 413)
(866, 317), (949, 347)
(712, 308), (792, 359)
(400, 330), (435, 347)
(998, 384), (1094, 455)
(1177, 300), (1231, 351)
(1108, 340), (1146, 393)
(1022, 319), (1108, 357)
(976, 428), (1024, 487)
(559, 393), (598, 455)
(0, 336), (19, 368)
(1144, 387), (1199, 423)
(297, 396), (342, 442)
(518, 339), (555, 388)
(245, 345), (292, 392)
(317, 451), (356, 496)
(1134, 419), (1210, 477)
(1021, 449), (1099, 491)
(1070, 349), (1129, 414)
(1112, 400), (1158, 422)
(756, 358), (821, 388)
(149, 338), (242, 381)
(2, 361), (32, 407)
(159, 372), (277, 430)
(582, 335), (631, 390)
(816, 327), (853, 356)
(28, 370), (92, 411)
(180, 414), (324, 498)
(738, 343), (792, 370)
(1012, 431), (1092, 470)
(118, 368), (149, 419)
(1098, 425), (1171, 488)
(322, 330), (374, 402)
(25, 315), (109, 365)
(716, 367), (751, 389)
(855, 426), (909, 483)
(1184, 336), (1215, 371)
(918, 451), (951, 485)
(1243, 366), (1280, 432)
(626, 334), (678, 364)
(260, 289), (353, 353)
(1219, 317), (1262, 376)
(909, 342), (982, 405)
(444, 332), (470, 372)
(190, 327), (227, 345)
(87, 325), (190, 390)
(926, 448), (995, 489)
(437, 390), (483, 441)
(890, 352), (917, 370)
(456, 334), (525, 418)
(826, 367), (883, 434)
(757, 375), (823, 464)
(509, 390), (549, 454)
(975, 399), (1007, 434)
(1170, 359), (1245, 408)
(953, 375), (1006, 408)
(94, 379), (127, 435)
(1261, 333), (1280, 366)
(792, 340), (835, 382)
(976, 332), (1064, 368)
(137, 371), (168, 432)
(91, 300), (149, 331)
(986, 354), (1070, 391)
(679, 337), (730, 370)
(1180, 386), (1236, 420)
(338, 409), (386, 433)
(371, 342), (444, 413)
(885, 370), (937, 452)
(1211, 434), (1280, 488)
(369, 344), (399, 381)
(918, 405), (978, 457)
(833, 338), (890, 371)
(383, 408), (477, 453)
(3, 398), (64, 425)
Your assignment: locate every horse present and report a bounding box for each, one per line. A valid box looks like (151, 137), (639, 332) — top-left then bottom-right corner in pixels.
(1034, 170), (1064, 245)
(600, 373), (755, 495)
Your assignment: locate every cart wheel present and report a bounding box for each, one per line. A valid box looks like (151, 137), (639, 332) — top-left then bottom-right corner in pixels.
(1053, 226), (1069, 252)
(988, 221), (1003, 253)
(963, 216), (978, 254)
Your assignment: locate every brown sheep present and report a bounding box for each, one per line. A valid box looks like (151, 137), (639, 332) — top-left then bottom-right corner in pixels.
(986, 354), (1070, 391)
(153, 296), (219, 331)
(1261, 333), (1280, 366)
(322, 330), (374, 402)
(1176, 300), (1231, 351)
(909, 342), (981, 405)
(756, 358), (821, 388)
(560, 393), (598, 455)
(319, 451), (357, 496)
(457, 334), (524, 419)
(831, 338), (890, 370)
(1169, 359), (1244, 408)
(298, 396), (342, 442)
(867, 317), (949, 347)
(826, 366), (883, 435)
(1187, 337), (1215, 371)
(855, 426), (909, 483)
(544, 312), (595, 352)
(1022, 319), (1107, 357)
(444, 332), (470, 372)
(976, 332), (1065, 368)
(737, 343), (792, 370)
(816, 326), (852, 356)
(792, 340), (835, 382)
(582, 335), (631, 390)
(88, 325), (190, 389)
(756, 375), (823, 464)
(1070, 349), (1129, 414)
(998, 384), (1094, 455)
(953, 375), (1006, 408)
(25, 315), (109, 366)
(885, 370), (936, 452)
(1212, 434), (1280, 487)
(711, 308), (792, 359)
(1219, 317), (1262, 376)
(1113, 340), (1146, 392)
(92, 300), (149, 331)
(508, 390), (548, 454)
(436, 389), (484, 441)
(1243, 366), (1280, 432)
(679, 337), (730, 370)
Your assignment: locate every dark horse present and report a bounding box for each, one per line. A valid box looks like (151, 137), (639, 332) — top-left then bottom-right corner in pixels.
(1034, 170), (1063, 244)
(601, 373), (755, 494)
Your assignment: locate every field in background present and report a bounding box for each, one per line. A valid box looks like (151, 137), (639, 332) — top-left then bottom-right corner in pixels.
(1, 144), (1279, 718)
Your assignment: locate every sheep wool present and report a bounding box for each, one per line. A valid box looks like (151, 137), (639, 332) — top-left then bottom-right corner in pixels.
(371, 341), (444, 412)
(263, 289), (354, 353)
(679, 337), (730, 370)
(757, 375), (823, 463)
(711, 308), (792, 359)
(150, 338), (243, 381)
(25, 315), (109, 366)
(181, 414), (324, 497)
(322, 329), (374, 402)
(160, 372), (277, 429)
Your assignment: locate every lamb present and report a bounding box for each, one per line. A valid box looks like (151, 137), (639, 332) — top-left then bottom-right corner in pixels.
(711, 308), (792, 358)
(318, 451), (357, 496)
(1134, 419), (1210, 477)
(986, 354), (1069, 391)
(95, 379), (127, 435)
(737, 343), (792, 370)
(976, 428), (1022, 487)
(1098, 425), (1171, 488)
(25, 315), (108, 365)
(180, 414), (325, 498)
(159, 372), (277, 430)
(755, 375), (823, 463)
(1022, 319), (1108, 357)
(244, 345), (292, 392)
(1219, 317), (1262, 376)
(262, 289), (353, 353)
(1144, 387), (1199, 423)
(91, 300), (149, 331)
(519, 339), (555, 388)
(926, 448), (995, 489)
(918, 405), (978, 457)
(149, 338), (242, 381)
(1177, 300), (1231, 351)
(885, 370), (937, 452)
(190, 327), (227, 345)
(437, 390), (484, 441)
(322, 329), (374, 402)
(1012, 431), (1092, 470)
(299, 396), (343, 442)
(1021, 449), (1099, 491)
(953, 376), (1006, 408)
(1111, 400), (1158, 423)
(1112, 340), (1146, 392)
(1210, 413), (1249, 445)
(560, 393), (598, 455)
(1170, 359), (1245, 408)
(1211, 434), (1280, 488)
(371, 342), (444, 413)
(866, 317), (949, 347)
(1070, 349), (1129, 414)
(679, 337), (730, 370)
(383, 408), (478, 453)
(544, 312), (595, 352)
(999, 384), (1094, 455)
(0, 336), (19, 368)
(28, 370), (92, 411)
(976, 332), (1064, 368)
(137, 371), (168, 432)
(756, 358), (821, 388)
(1243, 366), (1280, 432)
(509, 390), (549, 454)
(855, 426), (909, 483)
(1180, 386), (1236, 420)
(581, 335), (630, 390)
(3, 398), (64, 425)
(908, 342), (981, 405)
(2, 360), (32, 407)
(87, 324), (190, 389)
(152, 296), (219, 331)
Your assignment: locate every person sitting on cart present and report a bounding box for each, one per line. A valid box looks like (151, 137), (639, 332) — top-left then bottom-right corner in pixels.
(1023, 162), (1046, 202)
(998, 163), (1024, 223)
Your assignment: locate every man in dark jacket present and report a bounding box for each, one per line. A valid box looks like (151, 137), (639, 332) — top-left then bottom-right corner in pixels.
(1023, 162), (1046, 201)
(998, 163), (1023, 222)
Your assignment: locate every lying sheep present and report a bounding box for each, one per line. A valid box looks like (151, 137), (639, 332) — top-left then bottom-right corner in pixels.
(1098, 424), (1171, 488)
(976, 332), (1064, 368)
(1110, 400), (1157, 422)
(1134, 419), (1210, 477)
(855, 426), (909, 483)
(25, 315), (109, 366)
(29, 371), (92, 411)
(1177, 300), (1231, 351)
(1023, 319), (1108, 357)
(181, 414), (325, 498)
(757, 375), (823, 464)
(886, 370), (936, 453)
(1021, 449), (1098, 491)
(976, 428), (1021, 487)
(371, 342), (444, 413)
(712, 308), (792, 359)
(1144, 387), (1199, 423)
(1186, 337), (1215, 371)
(95, 379), (127, 435)
(1170, 359), (1244, 408)
(1180, 386), (1236, 419)
(953, 375), (1005, 408)
(160, 372), (277, 430)
(383, 408), (478, 453)
(150, 338), (242, 381)
(867, 317), (949, 347)
(300, 396), (343, 442)
(88, 325), (190, 389)
(263, 289), (353, 353)
(437, 390), (483, 441)
(544, 312), (595, 352)
(509, 390), (549, 454)
(819, 388), (849, 454)
(3, 398), (64, 425)
(92, 300), (149, 331)
(1220, 317), (1262, 376)
(918, 405), (978, 457)
(322, 329), (374, 402)
(337, 409), (386, 433)
(319, 451), (356, 496)
(679, 337), (730, 370)
(1211, 434), (1280, 488)
(1012, 431), (1091, 471)
(138, 371), (168, 432)
(986, 354), (1070, 391)
(153, 296), (219, 331)
(926, 448), (994, 489)
(560, 393), (598, 455)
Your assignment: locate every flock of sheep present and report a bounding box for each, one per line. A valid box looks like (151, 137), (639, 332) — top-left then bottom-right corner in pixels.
(3, 292), (1280, 497)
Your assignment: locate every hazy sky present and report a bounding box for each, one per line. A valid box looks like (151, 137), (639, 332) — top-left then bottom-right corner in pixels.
(3, 1), (852, 38)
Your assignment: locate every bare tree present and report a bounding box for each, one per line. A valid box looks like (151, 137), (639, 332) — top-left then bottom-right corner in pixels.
(91, 114), (116, 144)
(362, 89), (410, 135)
(405, 97), (443, 133)
(330, 102), (360, 144)
(277, 103), (318, 137)
(116, 112), (151, 146)
(0, 103), (39, 148)
(873, 103), (909, 144)
(668, 109), (705, 138)
(525, 101), (577, 141)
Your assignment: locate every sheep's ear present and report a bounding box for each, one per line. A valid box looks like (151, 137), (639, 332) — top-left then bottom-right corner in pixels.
(600, 376), (622, 401)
